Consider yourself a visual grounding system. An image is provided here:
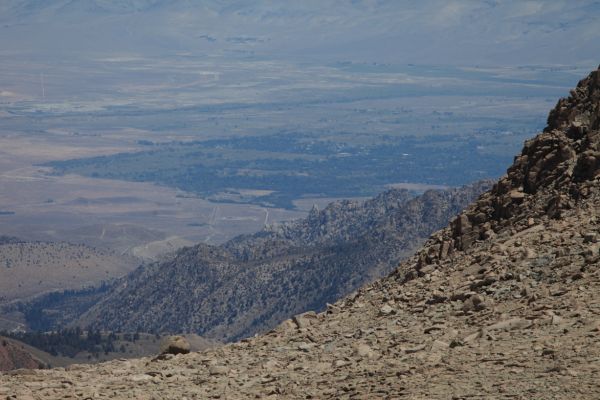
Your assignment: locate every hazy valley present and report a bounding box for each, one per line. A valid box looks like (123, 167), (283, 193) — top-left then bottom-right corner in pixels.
(2, 2), (594, 254)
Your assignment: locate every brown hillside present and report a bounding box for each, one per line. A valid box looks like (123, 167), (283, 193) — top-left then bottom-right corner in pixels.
(0, 337), (43, 372)
(0, 240), (138, 303)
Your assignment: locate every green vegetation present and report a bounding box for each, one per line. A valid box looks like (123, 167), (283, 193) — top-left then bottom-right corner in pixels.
(45, 132), (526, 209)
(1, 327), (123, 358)
(11, 284), (114, 332)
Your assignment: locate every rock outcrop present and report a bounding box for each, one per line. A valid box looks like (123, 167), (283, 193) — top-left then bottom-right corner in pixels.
(436, 67), (600, 254)
(1, 67), (600, 399)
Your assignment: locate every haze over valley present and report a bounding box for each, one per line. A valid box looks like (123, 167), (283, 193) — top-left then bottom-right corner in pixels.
(2, 1), (598, 257)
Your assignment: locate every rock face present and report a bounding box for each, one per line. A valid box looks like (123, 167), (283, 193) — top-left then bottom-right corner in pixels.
(1, 68), (600, 399)
(444, 67), (600, 253)
(74, 182), (488, 341)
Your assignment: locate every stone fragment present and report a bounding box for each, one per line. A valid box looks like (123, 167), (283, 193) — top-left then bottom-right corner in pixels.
(463, 330), (482, 343)
(379, 304), (394, 316)
(462, 294), (486, 312)
(297, 342), (314, 352)
(469, 275), (497, 289)
(354, 343), (376, 358)
(430, 340), (449, 352)
(486, 318), (532, 332)
(208, 365), (229, 376)
(293, 311), (318, 329)
(509, 190), (525, 202)
(439, 240), (451, 259)
(403, 344), (427, 354)
(584, 232), (598, 243)
(263, 360), (280, 370)
(129, 374), (152, 382)
(260, 375), (276, 384)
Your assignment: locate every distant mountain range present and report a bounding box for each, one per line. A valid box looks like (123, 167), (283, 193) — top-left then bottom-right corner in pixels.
(1, 0), (599, 66)
(66, 182), (491, 341)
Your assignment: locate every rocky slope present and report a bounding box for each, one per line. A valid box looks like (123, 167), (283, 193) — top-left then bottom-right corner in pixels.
(1, 67), (599, 399)
(75, 183), (488, 341)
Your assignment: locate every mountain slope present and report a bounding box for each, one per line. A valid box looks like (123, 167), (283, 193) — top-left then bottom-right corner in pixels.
(75, 182), (489, 341)
(0, 239), (138, 303)
(0, 337), (44, 371)
(2, 66), (599, 399)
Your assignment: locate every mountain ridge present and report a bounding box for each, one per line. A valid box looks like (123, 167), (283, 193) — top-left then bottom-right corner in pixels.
(74, 182), (490, 341)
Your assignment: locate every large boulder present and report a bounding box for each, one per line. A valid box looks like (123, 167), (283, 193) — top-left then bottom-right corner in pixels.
(160, 335), (191, 355)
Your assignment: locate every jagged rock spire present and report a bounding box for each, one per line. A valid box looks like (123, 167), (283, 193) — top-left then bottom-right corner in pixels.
(422, 67), (600, 260)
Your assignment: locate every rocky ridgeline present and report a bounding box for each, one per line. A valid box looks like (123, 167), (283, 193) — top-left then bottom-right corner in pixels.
(74, 182), (488, 341)
(1, 68), (600, 399)
(224, 184), (489, 260)
(414, 67), (600, 268)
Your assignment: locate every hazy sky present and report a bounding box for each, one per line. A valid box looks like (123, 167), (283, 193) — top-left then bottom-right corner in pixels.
(1, 0), (599, 66)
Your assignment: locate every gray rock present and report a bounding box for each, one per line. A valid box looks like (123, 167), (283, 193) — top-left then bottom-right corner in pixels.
(462, 294), (486, 312)
(379, 304), (394, 315)
(208, 365), (229, 376)
(354, 343), (376, 358)
(293, 311), (318, 329)
(486, 318), (532, 332)
(584, 232), (598, 243)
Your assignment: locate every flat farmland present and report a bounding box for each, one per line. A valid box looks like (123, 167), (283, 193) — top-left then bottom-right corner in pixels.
(0, 133), (304, 258)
